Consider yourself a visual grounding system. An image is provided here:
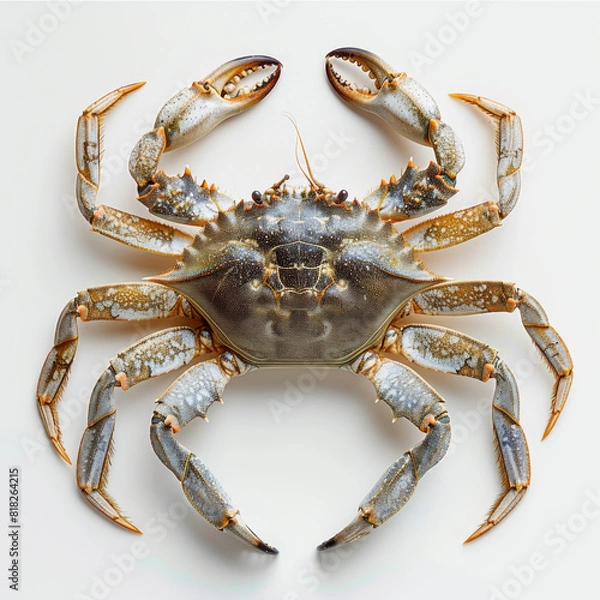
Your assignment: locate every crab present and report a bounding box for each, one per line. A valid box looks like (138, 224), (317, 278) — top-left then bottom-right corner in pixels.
(37, 48), (573, 555)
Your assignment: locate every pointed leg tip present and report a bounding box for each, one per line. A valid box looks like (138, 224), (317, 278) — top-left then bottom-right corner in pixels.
(120, 81), (146, 95)
(223, 516), (278, 555)
(449, 92), (475, 101)
(316, 537), (337, 552)
(317, 514), (374, 551)
(114, 516), (142, 534)
(51, 438), (72, 465)
(463, 522), (493, 544)
(38, 400), (71, 463)
(256, 541), (279, 555)
(81, 488), (140, 533)
(542, 413), (560, 440)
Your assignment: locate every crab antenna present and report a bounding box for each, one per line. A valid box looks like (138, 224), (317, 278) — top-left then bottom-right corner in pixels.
(283, 113), (325, 191)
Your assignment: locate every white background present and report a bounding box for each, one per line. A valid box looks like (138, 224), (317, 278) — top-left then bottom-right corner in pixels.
(2, 2), (599, 599)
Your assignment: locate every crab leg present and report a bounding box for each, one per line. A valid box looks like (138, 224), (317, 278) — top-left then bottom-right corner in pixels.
(402, 281), (573, 438)
(76, 85), (194, 256)
(451, 94), (523, 218)
(402, 201), (503, 251)
(129, 56), (282, 225)
(401, 97), (522, 250)
(379, 324), (530, 543)
(37, 283), (198, 463)
(77, 325), (219, 532)
(318, 352), (450, 550)
(149, 352), (279, 554)
(326, 47), (465, 221)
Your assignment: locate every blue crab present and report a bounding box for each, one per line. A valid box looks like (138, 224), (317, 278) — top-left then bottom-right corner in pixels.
(37, 48), (573, 554)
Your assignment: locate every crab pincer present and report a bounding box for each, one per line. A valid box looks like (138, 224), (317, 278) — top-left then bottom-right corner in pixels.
(325, 47), (465, 221)
(129, 56), (282, 223)
(151, 55), (282, 154)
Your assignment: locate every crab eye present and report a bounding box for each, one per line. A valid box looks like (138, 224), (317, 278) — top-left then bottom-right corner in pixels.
(336, 189), (348, 203)
(252, 190), (263, 203)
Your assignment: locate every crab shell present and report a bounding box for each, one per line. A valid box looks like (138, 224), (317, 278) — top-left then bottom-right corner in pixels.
(152, 189), (444, 365)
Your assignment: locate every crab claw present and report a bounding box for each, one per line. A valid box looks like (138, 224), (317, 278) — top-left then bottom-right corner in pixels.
(129, 56), (282, 188)
(326, 47), (464, 178)
(326, 48), (399, 103)
(155, 55), (282, 153)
